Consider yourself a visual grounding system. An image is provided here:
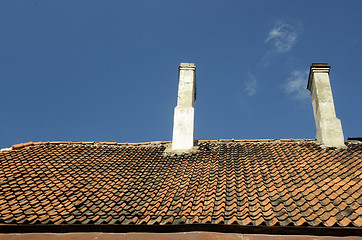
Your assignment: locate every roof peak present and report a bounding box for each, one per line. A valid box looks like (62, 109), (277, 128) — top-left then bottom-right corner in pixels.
(4, 138), (361, 152)
(0, 139), (326, 151)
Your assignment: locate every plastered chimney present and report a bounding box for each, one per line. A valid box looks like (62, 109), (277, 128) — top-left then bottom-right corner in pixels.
(307, 63), (345, 148)
(172, 63), (196, 151)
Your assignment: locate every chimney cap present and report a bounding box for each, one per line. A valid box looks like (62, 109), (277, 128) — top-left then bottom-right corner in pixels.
(307, 63), (331, 90)
(311, 63), (330, 68)
(179, 63), (195, 68)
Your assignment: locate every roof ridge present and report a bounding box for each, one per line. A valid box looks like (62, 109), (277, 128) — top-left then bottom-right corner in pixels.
(8, 140), (172, 150)
(3, 138), (324, 151)
(6, 138), (361, 151)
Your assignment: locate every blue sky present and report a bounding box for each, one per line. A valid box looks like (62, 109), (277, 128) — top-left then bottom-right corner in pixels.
(1, 0), (361, 148)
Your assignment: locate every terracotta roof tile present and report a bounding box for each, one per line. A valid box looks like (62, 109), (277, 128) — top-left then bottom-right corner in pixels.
(0, 140), (361, 229)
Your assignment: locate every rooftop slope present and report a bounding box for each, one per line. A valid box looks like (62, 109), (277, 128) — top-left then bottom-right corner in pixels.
(0, 140), (361, 229)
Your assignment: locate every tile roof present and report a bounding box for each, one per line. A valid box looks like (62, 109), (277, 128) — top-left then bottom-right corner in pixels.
(0, 140), (361, 230)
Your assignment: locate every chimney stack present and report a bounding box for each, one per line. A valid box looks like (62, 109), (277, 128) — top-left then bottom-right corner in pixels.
(307, 63), (345, 148)
(172, 63), (196, 151)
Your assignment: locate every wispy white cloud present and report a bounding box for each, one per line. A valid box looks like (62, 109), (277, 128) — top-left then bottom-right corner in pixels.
(244, 73), (257, 96)
(265, 23), (298, 53)
(282, 70), (309, 100)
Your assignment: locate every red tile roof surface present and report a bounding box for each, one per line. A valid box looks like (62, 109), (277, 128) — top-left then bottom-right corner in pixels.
(0, 140), (361, 228)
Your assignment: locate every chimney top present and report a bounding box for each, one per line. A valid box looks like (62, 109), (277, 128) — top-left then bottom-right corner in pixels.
(307, 63), (331, 91)
(179, 63), (195, 68)
(311, 63), (329, 67)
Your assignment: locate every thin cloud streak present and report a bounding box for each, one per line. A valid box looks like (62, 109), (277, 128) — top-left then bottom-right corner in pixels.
(265, 23), (298, 53)
(262, 22), (300, 66)
(244, 73), (257, 96)
(283, 70), (309, 100)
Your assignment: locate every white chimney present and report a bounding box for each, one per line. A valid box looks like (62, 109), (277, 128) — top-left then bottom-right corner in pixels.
(307, 63), (345, 148)
(172, 63), (196, 151)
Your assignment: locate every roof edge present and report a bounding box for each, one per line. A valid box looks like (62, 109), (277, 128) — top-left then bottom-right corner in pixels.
(0, 224), (361, 237)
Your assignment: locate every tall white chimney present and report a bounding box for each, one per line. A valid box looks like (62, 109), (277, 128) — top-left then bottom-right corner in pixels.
(307, 63), (345, 148)
(172, 63), (196, 151)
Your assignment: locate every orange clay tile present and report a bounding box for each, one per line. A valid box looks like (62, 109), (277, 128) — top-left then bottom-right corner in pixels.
(0, 140), (361, 229)
(11, 143), (24, 149)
